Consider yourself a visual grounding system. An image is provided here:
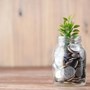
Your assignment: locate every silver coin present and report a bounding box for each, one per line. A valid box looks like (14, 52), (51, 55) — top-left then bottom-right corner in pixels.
(74, 60), (78, 68)
(69, 43), (81, 52)
(67, 46), (74, 53)
(75, 67), (83, 77)
(55, 69), (64, 81)
(67, 74), (75, 82)
(55, 66), (76, 81)
(64, 66), (76, 80)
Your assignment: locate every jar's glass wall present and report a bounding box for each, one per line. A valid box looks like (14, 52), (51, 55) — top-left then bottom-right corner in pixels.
(53, 36), (86, 86)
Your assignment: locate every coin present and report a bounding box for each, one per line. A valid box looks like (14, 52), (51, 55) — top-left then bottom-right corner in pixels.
(75, 67), (83, 77)
(55, 69), (64, 81)
(67, 46), (74, 53)
(64, 66), (76, 80)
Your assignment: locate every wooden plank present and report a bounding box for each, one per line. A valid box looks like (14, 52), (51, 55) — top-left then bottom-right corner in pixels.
(0, 0), (14, 66)
(0, 66), (89, 89)
(81, 0), (90, 65)
(13, 0), (42, 66)
(41, 0), (56, 66)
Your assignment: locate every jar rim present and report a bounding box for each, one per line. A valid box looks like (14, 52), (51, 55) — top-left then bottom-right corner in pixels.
(58, 35), (81, 43)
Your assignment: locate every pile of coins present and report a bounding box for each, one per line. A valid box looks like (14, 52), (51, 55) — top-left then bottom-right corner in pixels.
(54, 45), (86, 84)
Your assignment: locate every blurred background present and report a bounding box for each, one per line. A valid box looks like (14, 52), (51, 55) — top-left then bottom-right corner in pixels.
(0, 0), (89, 67)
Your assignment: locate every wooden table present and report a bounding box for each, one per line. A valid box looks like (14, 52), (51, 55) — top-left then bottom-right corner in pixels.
(0, 66), (89, 90)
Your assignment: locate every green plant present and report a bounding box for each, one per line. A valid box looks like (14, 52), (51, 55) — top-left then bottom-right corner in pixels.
(58, 16), (80, 40)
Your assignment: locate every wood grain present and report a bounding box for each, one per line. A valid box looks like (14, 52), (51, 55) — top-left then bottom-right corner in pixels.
(0, 0), (90, 66)
(0, 0), (14, 66)
(0, 66), (89, 90)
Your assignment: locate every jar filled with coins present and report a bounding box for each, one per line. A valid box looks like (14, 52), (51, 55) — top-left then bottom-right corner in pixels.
(53, 16), (86, 86)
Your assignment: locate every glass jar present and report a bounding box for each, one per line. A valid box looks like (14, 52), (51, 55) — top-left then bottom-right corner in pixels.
(53, 36), (86, 86)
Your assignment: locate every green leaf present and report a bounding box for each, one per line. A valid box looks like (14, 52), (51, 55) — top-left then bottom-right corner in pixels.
(59, 32), (64, 36)
(68, 16), (72, 20)
(60, 30), (66, 34)
(73, 29), (79, 33)
(59, 24), (64, 28)
(73, 34), (78, 38)
(60, 27), (65, 30)
(68, 23), (74, 29)
(71, 32), (78, 36)
(73, 25), (80, 28)
(63, 17), (68, 21)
